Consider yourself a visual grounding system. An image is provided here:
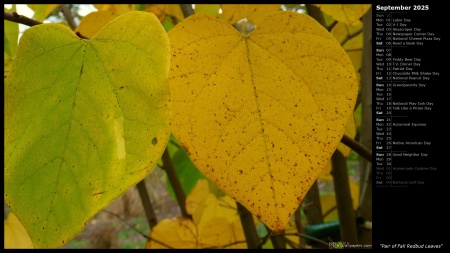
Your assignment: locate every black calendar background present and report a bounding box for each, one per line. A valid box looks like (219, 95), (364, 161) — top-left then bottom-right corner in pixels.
(372, 1), (447, 249)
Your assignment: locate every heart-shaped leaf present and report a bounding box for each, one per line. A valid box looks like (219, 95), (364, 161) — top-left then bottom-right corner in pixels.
(168, 11), (358, 232)
(4, 11), (171, 248)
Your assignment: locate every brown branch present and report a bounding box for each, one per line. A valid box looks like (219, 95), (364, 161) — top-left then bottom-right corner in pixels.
(136, 179), (158, 228)
(237, 202), (260, 249)
(60, 4), (77, 30)
(161, 148), (191, 219)
(331, 151), (359, 245)
(4, 11), (42, 27)
(341, 134), (372, 163)
(180, 4), (194, 19)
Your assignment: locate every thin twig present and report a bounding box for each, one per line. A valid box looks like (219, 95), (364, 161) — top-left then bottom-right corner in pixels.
(281, 232), (330, 246)
(341, 134), (372, 163)
(258, 229), (274, 248)
(327, 20), (338, 31)
(180, 4), (195, 18)
(4, 11), (42, 26)
(101, 210), (174, 249)
(169, 139), (182, 149)
(341, 28), (363, 46)
(60, 4), (77, 30)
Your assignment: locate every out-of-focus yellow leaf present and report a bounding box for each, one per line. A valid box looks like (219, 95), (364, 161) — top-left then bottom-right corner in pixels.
(146, 4), (185, 22)
(94, 4), (133, 14)
(145, 5), (165, 22)
(284, 220), (303, 249)
(5, 12), (171, 248)
(337, 113), (357, 157)
(320, 194), (338, 222)
(168, 12), (358, 233)
(319, 159), (333, 181)
(27, 4), (60, 22)
(164, 4), (185, 21)
(4, 213), (33, 249)
(320, 179), (359, 222)
(146, 218), (197, 248)
(146, 217), (247, 249)
(314, 4), (371, 26)
(221, 4), (281, 24)
(195, 4), (220, 16)
(186, 179), (239, 225)
(75, 10), (121, 38)
(185, 179), (210, 216)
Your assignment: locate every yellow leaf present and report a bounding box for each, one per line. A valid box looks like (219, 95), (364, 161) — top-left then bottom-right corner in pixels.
(221, 4), (281, 24)
(93, 4), (133, 15)
(75, 10), (122, 38)
(185, 179), (210, 216)
(319, 159), (333, 181)
(168, 12), (358, 233)
(146, 217), (246, 249)
(164, 4), (185, 21)
(314, 4), (371, 26)
(320, 194), (338, 222)
(320, 180), (359, 222)
(27, 4), (60, 22)
(4, 213), (34, 249)
(146, 218), (198, 248)
(186, 179), (239, 225)
(145, 5), (165, 22)
(195, 4), (221, 16)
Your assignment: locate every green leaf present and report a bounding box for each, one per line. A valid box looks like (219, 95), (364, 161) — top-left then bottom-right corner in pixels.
(4, 11), (171, 248)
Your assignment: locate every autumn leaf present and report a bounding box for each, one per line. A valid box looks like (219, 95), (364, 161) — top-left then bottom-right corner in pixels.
(146, 4), (185, 22)
(314, 4), (371, 26)
(148, 179), (249, 249)
(75, 10), (121, 38)
(27, 4), (61, 22)
(93, 4), (133, 14)
(4, 11), (171, 248)
(4, 213), (34, 249)
(146, 217), (246, 249)
(221, 4), (281, 24)
(321, 179), (360, 222)
(168, 12), (358, 232)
